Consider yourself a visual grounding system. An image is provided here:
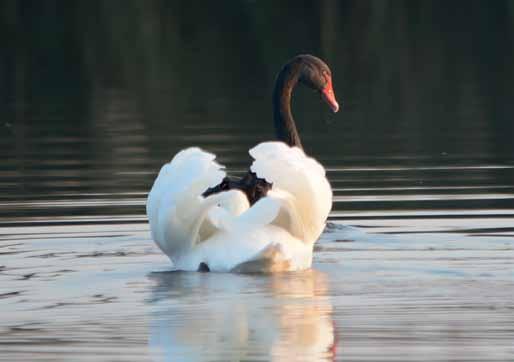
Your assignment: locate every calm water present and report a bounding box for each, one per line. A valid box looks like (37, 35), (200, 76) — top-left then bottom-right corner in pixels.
(1, 1), (514, 361)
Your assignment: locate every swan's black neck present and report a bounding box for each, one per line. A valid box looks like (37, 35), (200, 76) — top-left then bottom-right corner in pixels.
(273, 62), (303, 148)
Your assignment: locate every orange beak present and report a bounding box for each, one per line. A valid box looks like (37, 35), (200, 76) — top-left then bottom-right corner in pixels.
(321, 76), (339, 113)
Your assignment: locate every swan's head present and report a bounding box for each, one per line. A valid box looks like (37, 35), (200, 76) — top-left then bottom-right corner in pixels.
(295, 54), (340, 113)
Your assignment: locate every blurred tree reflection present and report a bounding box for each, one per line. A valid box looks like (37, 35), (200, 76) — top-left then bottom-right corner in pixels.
(1, 0), (513, 198)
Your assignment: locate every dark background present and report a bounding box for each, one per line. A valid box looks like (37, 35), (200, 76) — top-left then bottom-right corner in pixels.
(1, 0), (514, 219)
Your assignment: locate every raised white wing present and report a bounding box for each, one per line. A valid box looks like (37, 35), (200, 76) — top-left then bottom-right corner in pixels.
(249, 142), (332, 244)
(146, 148), (248, 260)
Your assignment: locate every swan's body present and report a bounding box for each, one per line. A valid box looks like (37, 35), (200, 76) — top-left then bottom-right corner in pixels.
(147, 142), (331, 272)
(146, 55), (339, 272)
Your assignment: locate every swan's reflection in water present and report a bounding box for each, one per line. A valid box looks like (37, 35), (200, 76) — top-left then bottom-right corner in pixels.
(148, 270), (335, 361)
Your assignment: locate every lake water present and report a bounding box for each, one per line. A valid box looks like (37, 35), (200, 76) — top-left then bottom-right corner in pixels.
(1, 2), (514, 361)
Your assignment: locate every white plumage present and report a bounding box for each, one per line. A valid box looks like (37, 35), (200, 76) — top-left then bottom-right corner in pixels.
(146, 141), (332, 272)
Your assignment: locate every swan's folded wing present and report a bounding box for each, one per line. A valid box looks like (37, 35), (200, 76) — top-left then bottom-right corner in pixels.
(249, 142), (332, 244)
(230, 190), (304, 240)
(146, 148), (226, 257)
(235, 196), (280, 226)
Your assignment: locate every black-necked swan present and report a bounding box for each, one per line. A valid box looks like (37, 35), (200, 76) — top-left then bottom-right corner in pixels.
(146, 54), (339, 272)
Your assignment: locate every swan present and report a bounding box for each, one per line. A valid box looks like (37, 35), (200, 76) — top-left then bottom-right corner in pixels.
(146, 54), (339, 272)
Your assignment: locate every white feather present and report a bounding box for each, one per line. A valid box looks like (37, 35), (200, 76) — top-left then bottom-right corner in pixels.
(146, 141), (332, 272)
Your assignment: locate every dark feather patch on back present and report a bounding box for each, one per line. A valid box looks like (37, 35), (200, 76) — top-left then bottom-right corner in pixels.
(202, 171), (272, 205)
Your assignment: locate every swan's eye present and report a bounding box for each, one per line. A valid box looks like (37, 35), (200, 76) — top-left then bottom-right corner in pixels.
(322, 71), (331, 85)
